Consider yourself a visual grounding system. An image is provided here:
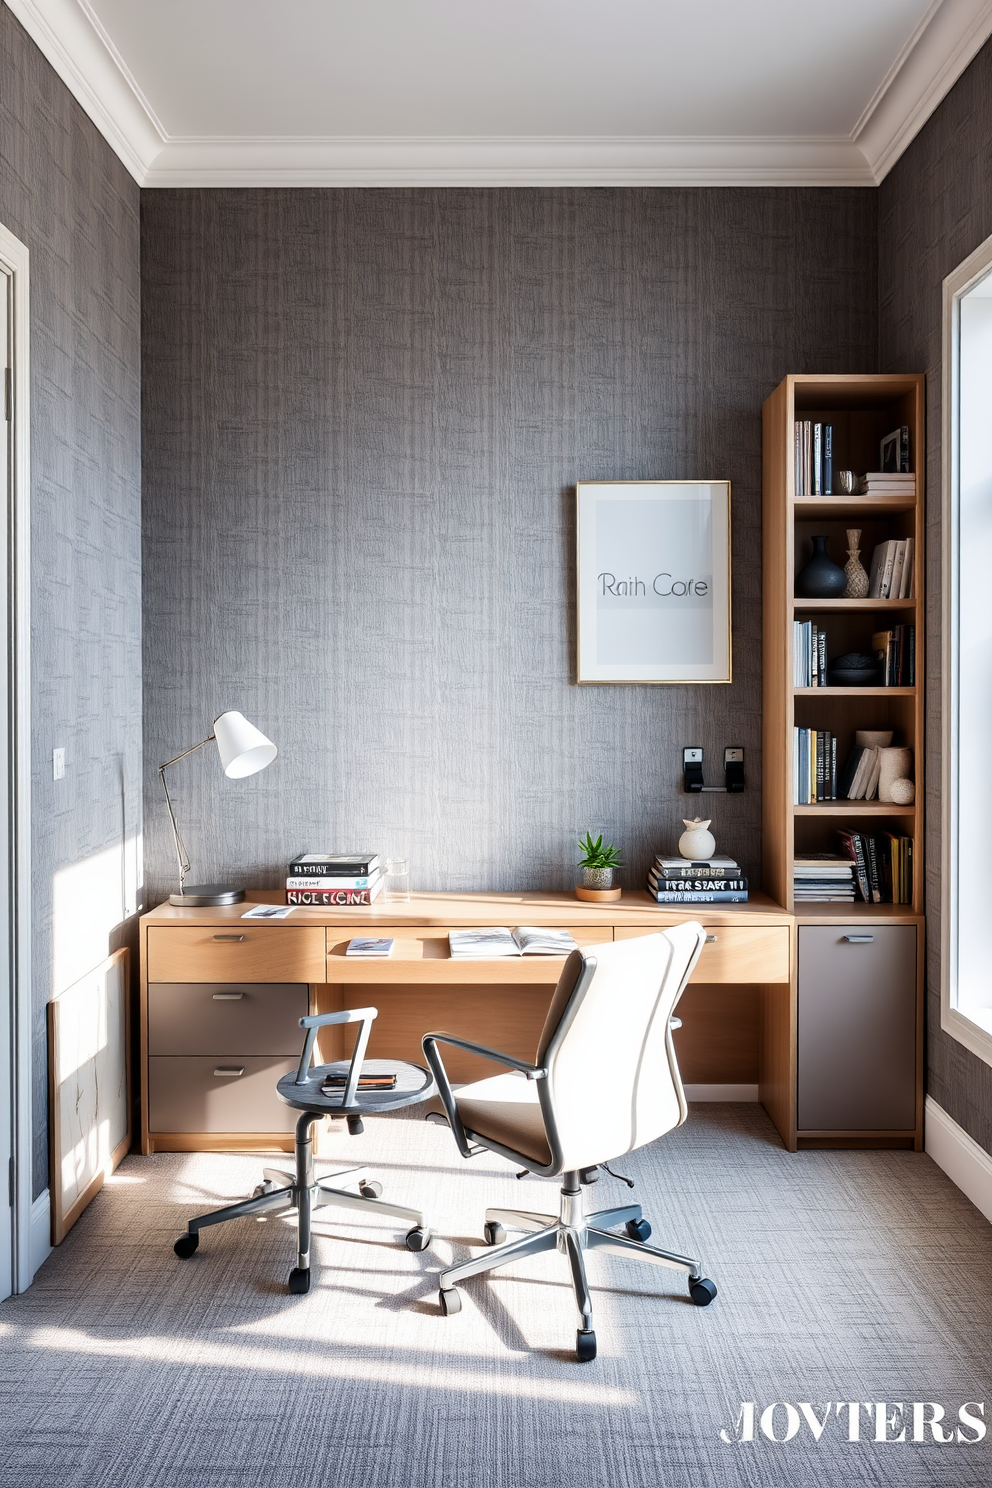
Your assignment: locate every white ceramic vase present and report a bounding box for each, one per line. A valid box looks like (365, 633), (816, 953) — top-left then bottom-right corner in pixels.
(679, 818), (716, 859)
(878, 747), (912, 803)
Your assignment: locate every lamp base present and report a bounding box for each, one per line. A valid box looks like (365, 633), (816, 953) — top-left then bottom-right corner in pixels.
(169, 885), (245, 907)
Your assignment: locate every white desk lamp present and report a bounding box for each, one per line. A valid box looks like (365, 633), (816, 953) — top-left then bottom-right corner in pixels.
(159, 710), (278, 907)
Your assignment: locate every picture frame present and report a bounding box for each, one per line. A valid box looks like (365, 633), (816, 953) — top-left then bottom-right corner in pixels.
(576, 480), (731, 684)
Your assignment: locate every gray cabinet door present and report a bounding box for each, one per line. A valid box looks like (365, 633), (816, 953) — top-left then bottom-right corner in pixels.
(797, 925), (917, 1131)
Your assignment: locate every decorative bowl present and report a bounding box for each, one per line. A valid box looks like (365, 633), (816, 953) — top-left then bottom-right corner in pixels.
(827, 652), (881, 687)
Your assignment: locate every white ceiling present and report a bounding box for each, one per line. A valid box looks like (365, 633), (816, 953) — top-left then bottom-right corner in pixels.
(7, 0), (992, 185)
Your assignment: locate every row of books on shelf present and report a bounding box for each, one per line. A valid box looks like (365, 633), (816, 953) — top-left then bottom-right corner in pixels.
(286, 852), (382, 905)
(793, 832), (913, 904)
(793, 729), (838, 802)
(646, 855), (748, 903)
(793, 421), (912, 496)
(868, 538), (914, 599)
(873, 625), (915, 686)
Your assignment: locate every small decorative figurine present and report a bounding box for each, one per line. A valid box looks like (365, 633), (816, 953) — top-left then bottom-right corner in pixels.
(679, 818), (716, 860)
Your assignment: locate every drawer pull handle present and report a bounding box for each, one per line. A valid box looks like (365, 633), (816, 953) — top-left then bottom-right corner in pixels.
(705, 935), (717, 943)
(213, 934), (245, 942)
(212, 991), (244, 1001)
(213, 1066), (245, 1077)
(843, 935), (875, 944)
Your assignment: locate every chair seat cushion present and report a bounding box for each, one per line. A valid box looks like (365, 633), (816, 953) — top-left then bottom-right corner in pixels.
(430, 1071), (552, 1166)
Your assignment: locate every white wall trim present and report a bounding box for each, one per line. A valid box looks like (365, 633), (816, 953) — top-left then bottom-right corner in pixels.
(925, 1096), (992, 1225)
(855, 0), (992, 181)
(0, 224), (33, 1295)
(684, 1084), (759, 1102)
(140, 134), (874, 189)
(29, 1191), (51, 1277)
(5, 0), (992, 187)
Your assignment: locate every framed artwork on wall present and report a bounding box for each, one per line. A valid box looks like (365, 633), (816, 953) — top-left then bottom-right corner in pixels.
(576, 480), (732, 684)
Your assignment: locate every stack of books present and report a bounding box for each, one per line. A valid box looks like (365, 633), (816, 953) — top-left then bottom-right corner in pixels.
(646, 856), (748, 904)
(793, 621), (828, 686)
(838, 830), (913, 904)
(286, 852), (382, 906)
(793, 421), (833, 495)
(872, 625), (915, 686)
(867, 537), (915, 598)
(793, 856), (856, 902)
(793, 728), (838, 802)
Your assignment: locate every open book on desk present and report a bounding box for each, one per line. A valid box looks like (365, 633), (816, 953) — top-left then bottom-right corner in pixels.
(448, 926), (577, 958)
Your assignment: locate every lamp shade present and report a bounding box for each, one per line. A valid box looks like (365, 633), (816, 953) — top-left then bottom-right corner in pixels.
(213, 711), (277, 779)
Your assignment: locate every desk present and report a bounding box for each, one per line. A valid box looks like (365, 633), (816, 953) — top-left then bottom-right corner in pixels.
(139, 889), (796, 1153)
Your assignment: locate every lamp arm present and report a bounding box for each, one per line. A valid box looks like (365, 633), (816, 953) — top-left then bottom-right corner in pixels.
(158, 734), (215, 896)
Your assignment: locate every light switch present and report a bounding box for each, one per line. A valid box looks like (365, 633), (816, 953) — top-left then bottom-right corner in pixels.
(52, 747), (65, 781)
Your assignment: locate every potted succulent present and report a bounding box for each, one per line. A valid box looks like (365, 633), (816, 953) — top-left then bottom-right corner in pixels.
(576, 832), (623, 902)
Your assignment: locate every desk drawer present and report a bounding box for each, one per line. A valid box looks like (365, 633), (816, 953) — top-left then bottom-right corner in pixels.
(147, 983), (308, 1056)
(147, 926), (325, 983)
(148, 1056), (298, 1133)
(614, 925), (790, 983)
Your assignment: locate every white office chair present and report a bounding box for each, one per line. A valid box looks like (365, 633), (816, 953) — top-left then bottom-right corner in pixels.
(422, 924), (717, 1361)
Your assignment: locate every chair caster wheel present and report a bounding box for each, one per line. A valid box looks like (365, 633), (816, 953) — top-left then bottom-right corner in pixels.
(173, 1233), (199, 1259)
(405, 1226), (430, 1252)
(576, 1329), (597, 1362)
(288, 1267), (311, 1295)
(625, 1218), (652, 1243)
(689, 1277), (718, 1306)
(483, 1221), (506, 1246)
(359, 1180), (382, 1199)
(439, 1287), (462, 1316)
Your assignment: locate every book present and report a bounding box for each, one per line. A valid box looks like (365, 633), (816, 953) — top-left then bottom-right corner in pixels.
(448, 926), (578, 958)
(868, 540), (899, 599)
(289, 852), (380, 876)
(287, 884), (383, 906)
(879, 427), (910, 473)
(648, 872), (748, 892)
(888, 540), (907, 601)
(653, 856), (741, 876)
(812, 423), (822, 495)
(645, 889), (749, 903)
(286, 873), (380, 889)
(900, 539), (915, 598)
(837, 830), (871, 901)
(321, 1073), (396, 1092)
(823, 423), (833, 494)
(241, 903), (295, 919)
(346, 937), (395, 957)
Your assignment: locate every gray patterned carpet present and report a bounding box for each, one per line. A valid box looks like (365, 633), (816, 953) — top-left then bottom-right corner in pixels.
(2, 1104), (991, 1488)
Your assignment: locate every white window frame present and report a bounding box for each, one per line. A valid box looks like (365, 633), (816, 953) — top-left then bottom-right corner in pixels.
(941, 229), (992, 1066)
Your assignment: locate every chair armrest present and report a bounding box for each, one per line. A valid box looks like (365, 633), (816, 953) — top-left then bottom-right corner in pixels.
(421, 1030), (547, 1160)
(295, 1006), (378, 1102)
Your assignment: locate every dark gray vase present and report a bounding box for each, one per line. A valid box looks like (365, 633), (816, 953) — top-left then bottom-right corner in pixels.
(796, 535), (847, 598)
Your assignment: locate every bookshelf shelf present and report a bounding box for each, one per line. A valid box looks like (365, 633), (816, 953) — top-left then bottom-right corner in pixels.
(792, 598), (916, 612)
(792, 802), (916, 817)
(762, 372), (924, 1151)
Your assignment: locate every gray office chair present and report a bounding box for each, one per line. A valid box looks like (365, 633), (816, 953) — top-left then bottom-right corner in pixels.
(174, 1007), (434, 1293)
(423, 925), (716, 1361)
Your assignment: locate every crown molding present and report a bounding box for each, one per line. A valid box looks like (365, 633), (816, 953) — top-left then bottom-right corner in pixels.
(854, 0), (992, 180)
(5, 0), (992, 187)
(141, 135), (875, 188)
(3, 0), (162, 181)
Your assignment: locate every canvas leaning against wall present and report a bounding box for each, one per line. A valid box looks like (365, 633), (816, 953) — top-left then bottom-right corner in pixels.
(575, 481), (732, 683)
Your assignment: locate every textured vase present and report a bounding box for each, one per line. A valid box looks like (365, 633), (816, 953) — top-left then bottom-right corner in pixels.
(878, 747), (912, 803)
(843, 529), (870, 599)
(582, 866), (614, 889)
(678, 818), (716, 859)
(795, 536), (847, 598)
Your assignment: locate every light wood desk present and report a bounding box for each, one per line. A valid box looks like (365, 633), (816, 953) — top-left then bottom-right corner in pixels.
(139, 889), (796, 1154)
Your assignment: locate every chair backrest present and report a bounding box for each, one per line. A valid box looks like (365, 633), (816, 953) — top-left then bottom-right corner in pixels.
(535, 924), (705, 1172)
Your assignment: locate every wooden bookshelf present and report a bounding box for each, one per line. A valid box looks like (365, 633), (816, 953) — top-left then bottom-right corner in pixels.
(762, 372), (924, 1151)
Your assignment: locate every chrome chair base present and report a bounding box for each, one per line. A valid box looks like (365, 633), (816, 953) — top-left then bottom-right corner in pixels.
(438, 1170), (716, 1360)
(174, 1110), (430, 1292)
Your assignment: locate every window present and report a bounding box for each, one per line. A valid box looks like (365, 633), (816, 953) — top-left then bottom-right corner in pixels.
(943, 232), (992, 1063)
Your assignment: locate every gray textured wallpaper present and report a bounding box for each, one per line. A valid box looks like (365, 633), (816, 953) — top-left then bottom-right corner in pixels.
(0, 6), (142, 1196)
(879, 36), (992, 1154)
(142, 187), (876, 907)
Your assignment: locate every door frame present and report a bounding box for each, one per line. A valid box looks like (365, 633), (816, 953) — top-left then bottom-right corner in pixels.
(0, 222), (33, 1296)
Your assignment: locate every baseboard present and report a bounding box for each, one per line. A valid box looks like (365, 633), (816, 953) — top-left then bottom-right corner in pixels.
(925, 1096), (992, 1225)
(28, 1190), (52, 1282)
(684, 1083), (759, 1102)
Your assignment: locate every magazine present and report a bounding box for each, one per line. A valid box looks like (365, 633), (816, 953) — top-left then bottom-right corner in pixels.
(448, 926), (577, 958)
